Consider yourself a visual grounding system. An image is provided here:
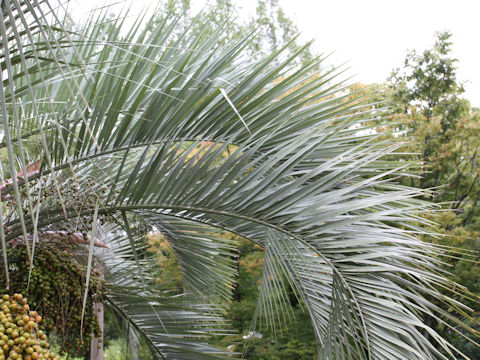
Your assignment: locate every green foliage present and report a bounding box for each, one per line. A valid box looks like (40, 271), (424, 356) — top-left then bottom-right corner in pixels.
(208, 238), (317, 359)
(101, 306), (155, 359)
(379, 30), (480, 357)
(146, 231), (184, 294)
(235, 250), (316, 359)
(146, 233), (318, 357)
(389, 31), (462, 116)
(158, 0), (314, 66)
(385, 30), (480, 231)
(103, 340), (128, 360)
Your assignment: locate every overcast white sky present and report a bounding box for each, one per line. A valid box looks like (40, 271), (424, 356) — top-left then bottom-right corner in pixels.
(277, 0), (480, 106)
(74, 0), (480, 106)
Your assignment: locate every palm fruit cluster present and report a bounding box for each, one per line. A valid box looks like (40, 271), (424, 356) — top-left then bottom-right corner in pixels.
(0, 241), (104, 357)
(0, 293), (59, 360)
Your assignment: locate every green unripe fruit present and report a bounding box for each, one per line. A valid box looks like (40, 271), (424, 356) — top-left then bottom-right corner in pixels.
(0, 295), (59, 359)
(0, 243), (104, 358)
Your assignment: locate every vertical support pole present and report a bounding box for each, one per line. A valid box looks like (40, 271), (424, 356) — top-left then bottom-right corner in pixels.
(90, 261), (104, 360)
(90, 302), (104, 360)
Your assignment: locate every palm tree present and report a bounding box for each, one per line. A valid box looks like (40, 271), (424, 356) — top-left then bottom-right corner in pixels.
(0, 1), (477, 359)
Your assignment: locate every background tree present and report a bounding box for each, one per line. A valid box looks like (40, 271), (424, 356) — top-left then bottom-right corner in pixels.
(371, 31), (480, 359)
(158, 0), (314, 66)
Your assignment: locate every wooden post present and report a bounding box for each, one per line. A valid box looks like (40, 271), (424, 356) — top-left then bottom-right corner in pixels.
(90, 260), (104, 360)
(90, 301), (104, 360)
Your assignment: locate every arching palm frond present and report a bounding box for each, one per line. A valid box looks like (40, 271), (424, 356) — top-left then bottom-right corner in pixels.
(0, 1), (477, 359)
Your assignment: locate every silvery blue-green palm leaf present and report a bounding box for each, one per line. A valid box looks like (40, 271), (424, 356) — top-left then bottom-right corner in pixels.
(0, 0), (477, 359)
